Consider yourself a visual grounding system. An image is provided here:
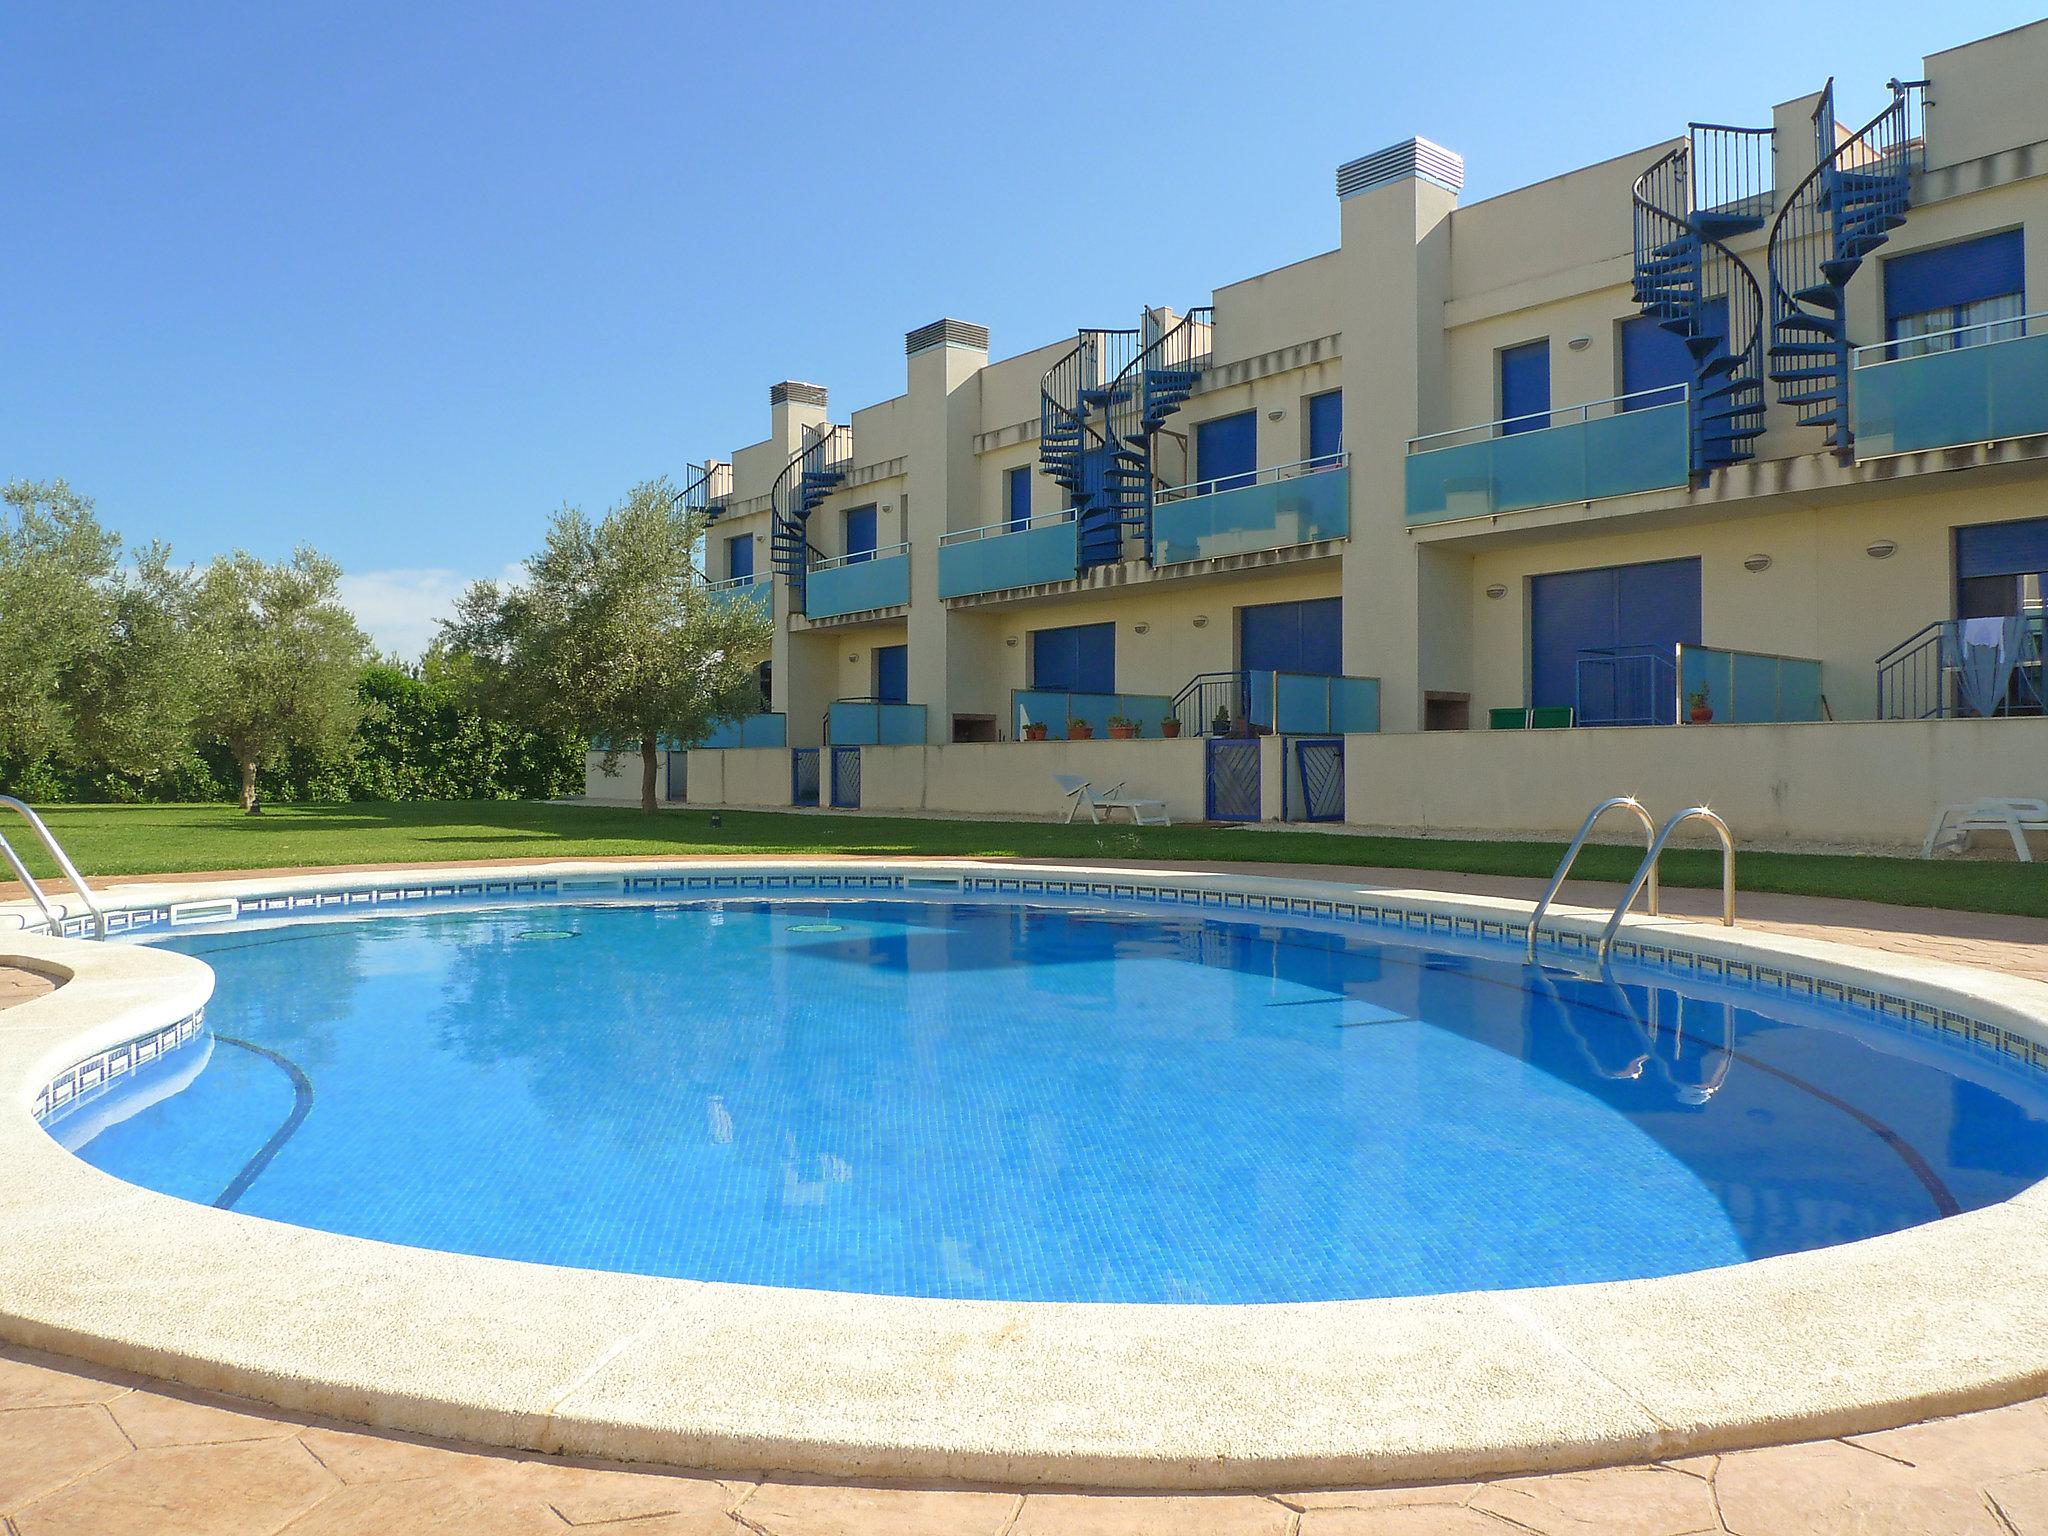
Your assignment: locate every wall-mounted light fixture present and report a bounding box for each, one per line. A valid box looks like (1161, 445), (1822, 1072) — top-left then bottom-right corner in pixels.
(1133, 621), (1151, 635)
(1267, 409), (1286, 421)
(1567, 335), (1592, 351)
(1867, 539), (1898, 559)
(848, 654), (859, 664)
(1485, 583), (1508, 600)
(1005, 635), (1018, 647)
(1743, 553), (1773, 573)
(1192, 615), (1209, 628)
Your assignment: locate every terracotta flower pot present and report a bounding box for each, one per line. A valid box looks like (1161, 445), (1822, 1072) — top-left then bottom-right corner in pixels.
(1161, 719), (1182, 738)
(1689, 705), (1714, 724)
(1068, 722), (1093, 740)
(1108, 725), (1137, 740)
(1023, 724), (1048, 741)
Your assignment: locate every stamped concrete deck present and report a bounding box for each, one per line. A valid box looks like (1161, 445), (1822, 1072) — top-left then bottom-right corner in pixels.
(5, 860), (2048, 1535)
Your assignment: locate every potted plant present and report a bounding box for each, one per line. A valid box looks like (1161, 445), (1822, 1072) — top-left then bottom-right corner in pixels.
(1106, 714), (1139, 740)
(1023, 721), (1049, 742)
(1687, 683), (1714, 724)
(1067, 717), (1094, 740)
(1211, 704), (1232, 737)
(1161, 717), (1182, 739)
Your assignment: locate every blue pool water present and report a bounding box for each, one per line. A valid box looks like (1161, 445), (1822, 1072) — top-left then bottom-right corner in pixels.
(58, 895), (2048, 1303)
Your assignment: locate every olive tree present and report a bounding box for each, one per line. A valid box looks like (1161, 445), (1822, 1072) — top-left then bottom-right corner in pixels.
(443, 477), (773, 814)
(192, 548), (372, 810)
(0, 478), (119, 769)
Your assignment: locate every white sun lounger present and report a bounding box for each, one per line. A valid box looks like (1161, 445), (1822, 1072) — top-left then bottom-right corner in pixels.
(1922, 797), (2048, 862)
(1052, 773), (1171, 827)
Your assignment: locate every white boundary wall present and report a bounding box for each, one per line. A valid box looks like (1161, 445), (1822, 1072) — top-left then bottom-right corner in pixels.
(601, 717), (2048, 849)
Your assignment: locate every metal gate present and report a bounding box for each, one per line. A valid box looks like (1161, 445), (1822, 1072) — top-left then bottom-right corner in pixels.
(1204, 737), (1261, 822)
(1284, 736), (1345, 822)
(830, 745), (862, 809)
(664, 750), (687, 805)
(790, 747), (820, 807)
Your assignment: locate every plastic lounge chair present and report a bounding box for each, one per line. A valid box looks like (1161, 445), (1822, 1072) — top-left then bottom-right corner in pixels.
(1923, 797), (2048, 862)
(1052, 773), (1171, 827)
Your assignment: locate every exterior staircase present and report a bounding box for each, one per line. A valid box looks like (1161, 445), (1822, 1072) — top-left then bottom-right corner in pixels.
(1766, 78), (1924, 452)
(679, 461), (733, 523)
(770, 425), (851, 616)
(1040, 307), (1213, 569)
(1631, 124), (1774, 474)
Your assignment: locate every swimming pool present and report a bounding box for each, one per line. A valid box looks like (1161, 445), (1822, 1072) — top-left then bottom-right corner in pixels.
(56, 886), (2048, 1304)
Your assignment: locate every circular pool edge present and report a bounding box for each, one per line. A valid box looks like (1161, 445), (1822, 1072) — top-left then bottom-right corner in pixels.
(5, 856), (2048, 1489)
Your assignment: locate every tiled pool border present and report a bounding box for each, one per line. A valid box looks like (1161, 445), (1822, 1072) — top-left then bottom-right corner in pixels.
(5, 856), (2048, 1489)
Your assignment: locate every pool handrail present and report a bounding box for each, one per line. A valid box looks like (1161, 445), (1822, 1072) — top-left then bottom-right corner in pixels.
(1598, 807), (1735, 964)
(0, 795), (106, 940)
(1526, 796), (1660, 961)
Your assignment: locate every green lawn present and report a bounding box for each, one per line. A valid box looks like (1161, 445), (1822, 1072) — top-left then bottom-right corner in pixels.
(6, 800), (2046, 919)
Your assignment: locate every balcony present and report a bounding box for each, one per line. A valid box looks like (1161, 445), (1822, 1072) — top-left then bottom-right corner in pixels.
(807, 543), (910, 619)
(699, 712), (787, 750)
(1851, 313), (2048, 460)
(1152, 456), (1349, 566)
(826, 699), (928, 745)
(705, 574), (770, 613)
(1012, 689), (1177, 741)
(1404, 391), (1690, 525)
(1171, 672), (1381, 736)
(1568, 645), (1822, 727)
(937, 514), (1078, 599)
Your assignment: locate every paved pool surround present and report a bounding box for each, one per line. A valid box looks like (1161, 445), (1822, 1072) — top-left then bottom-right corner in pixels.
(5, 858), (2048, 1489)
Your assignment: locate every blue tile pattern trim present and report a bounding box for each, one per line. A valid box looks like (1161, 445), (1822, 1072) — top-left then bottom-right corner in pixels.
(22, 868), (2048, 1103)
(33, 1009), (207, 1127)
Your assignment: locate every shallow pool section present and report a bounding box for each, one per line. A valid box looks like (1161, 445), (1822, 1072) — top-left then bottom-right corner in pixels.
(61, 895), (2048, 1303)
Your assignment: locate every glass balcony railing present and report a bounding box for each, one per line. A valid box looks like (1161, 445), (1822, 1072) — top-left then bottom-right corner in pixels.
(936, 514), (1078, 598)
(1568, 645), (1822, 727)
(807, 544), (910, 619)
(1851, 313), (2048, 460)
(1242, 671), (1381, 734)
(1152, 456), (1349, 565)
(826, 699), (927, 746)
(699, 712), (787, 750)
(705, 574), (770, 612)
(1404, 390), (1691, 525)
(1012, 689), (1177, 740)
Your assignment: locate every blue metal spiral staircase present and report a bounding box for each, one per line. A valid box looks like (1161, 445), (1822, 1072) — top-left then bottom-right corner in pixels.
(677, 460), (732, 523)
(1766, 78), (1924, 452)
(769, 424), (851, 616)
(1631, 124), (1774, 475)
(1039, 307), (1213, 569)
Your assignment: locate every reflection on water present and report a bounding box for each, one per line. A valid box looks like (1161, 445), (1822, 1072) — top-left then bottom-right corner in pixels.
(60, 897), (2048, 1304)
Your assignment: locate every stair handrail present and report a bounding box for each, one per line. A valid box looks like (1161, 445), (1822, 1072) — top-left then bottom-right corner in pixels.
(0, 796), (106, 940)
(1039, 328), (1139, 468)
(768, 423), (853, 605)
(1766, 78), (1924, 433)
(1525, 797), (1660, 961)
(1597, 807), (1734, 964)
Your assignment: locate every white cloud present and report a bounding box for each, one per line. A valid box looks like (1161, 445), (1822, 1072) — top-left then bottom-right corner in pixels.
(338, 564), (524, 662)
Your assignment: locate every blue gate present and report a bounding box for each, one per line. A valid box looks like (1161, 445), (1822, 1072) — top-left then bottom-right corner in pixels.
(790, 747), (820, 807)
(1204, 737), (1261, 822)
(1283, 737), (1344, 822)
(664, 750), (687, 805)
(830, 745), (861, 809)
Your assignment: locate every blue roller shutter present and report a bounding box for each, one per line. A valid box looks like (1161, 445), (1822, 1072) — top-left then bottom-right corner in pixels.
(1529, 558), (1700, 714)
(1031, 622), (1116, 693)
(1307, 390), (1343, 464)
(874, 644), (908, 704)
(1196, 411), (1258, 492)
(725, 533), (754, 582)
(1240, 598), (1343, 675)
(843, 504), (877, 563)
(1007, 466), (1032, 530)
(1499, 340), (1550, 434)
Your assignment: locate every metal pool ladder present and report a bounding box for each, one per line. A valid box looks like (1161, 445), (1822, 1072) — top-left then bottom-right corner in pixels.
(0, 795), (106, 940)
(1596, 807), (1735, 965)
(1526, 796), (1661, 961)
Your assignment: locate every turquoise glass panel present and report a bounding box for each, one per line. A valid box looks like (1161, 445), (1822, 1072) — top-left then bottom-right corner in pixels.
(710, 577), (771, 614)
(699, 713), (786, 750)
(1011, 691), (1173, 740)
(1329, 677), (1381, 733)
(1853, 332), (2048, 457)
(1274, 673), (1328, 733)
(1676, 648), (1823, 724)
(827, 702), (927, 746)
(1404, 402), (1690, 524)
(808, 552), (909, 618)
(936, 523), (1077, 598)
(1153, 467), (1350, 565)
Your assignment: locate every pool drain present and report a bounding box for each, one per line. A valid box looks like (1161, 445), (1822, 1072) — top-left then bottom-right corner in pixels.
(787, 921), (845, 933)
(517, 929), (577, 941)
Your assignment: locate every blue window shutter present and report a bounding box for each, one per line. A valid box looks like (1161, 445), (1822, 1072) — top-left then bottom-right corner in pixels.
(1239, 598), (1342, 675)
(1007, 467), (1031, 530)
(1030, 622), (1115, 692)
(1620, 303), (1723, 409)
(844, 504), (877, 562)
(1956, 516), (2048, 580)
(1885, 231), (2025, 323)
(1196, 411), (1258, 491)
(1307, 391), (1343, 464)
(1529, 558), (1700, 711)
(726, 534), (753, 581)
(1499, 341), (1550, 434)
(874, 645), (908, 704)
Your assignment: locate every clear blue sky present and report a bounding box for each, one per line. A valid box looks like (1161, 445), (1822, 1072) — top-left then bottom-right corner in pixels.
(3, 1), (2035, 654)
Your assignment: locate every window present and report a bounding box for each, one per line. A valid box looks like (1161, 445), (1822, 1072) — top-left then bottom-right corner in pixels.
(843, 504), (877, 563)
(755, 660), (773, 712)
(725, 533), (754, 583)
(874, 644), (908, 704)
(1620, 301), (1726, 410)
(1239, 598), (1342, 676)
(1030, 622), (1116, 694)
(1195, 411), (1257, 493)
(1885, 231), (2025, 358)
(1006, 466), (1032, 531)
(1956, 517), (2048, 619)
(1306, 391), (1343, 467)
(1498, 340), (1550, 435)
